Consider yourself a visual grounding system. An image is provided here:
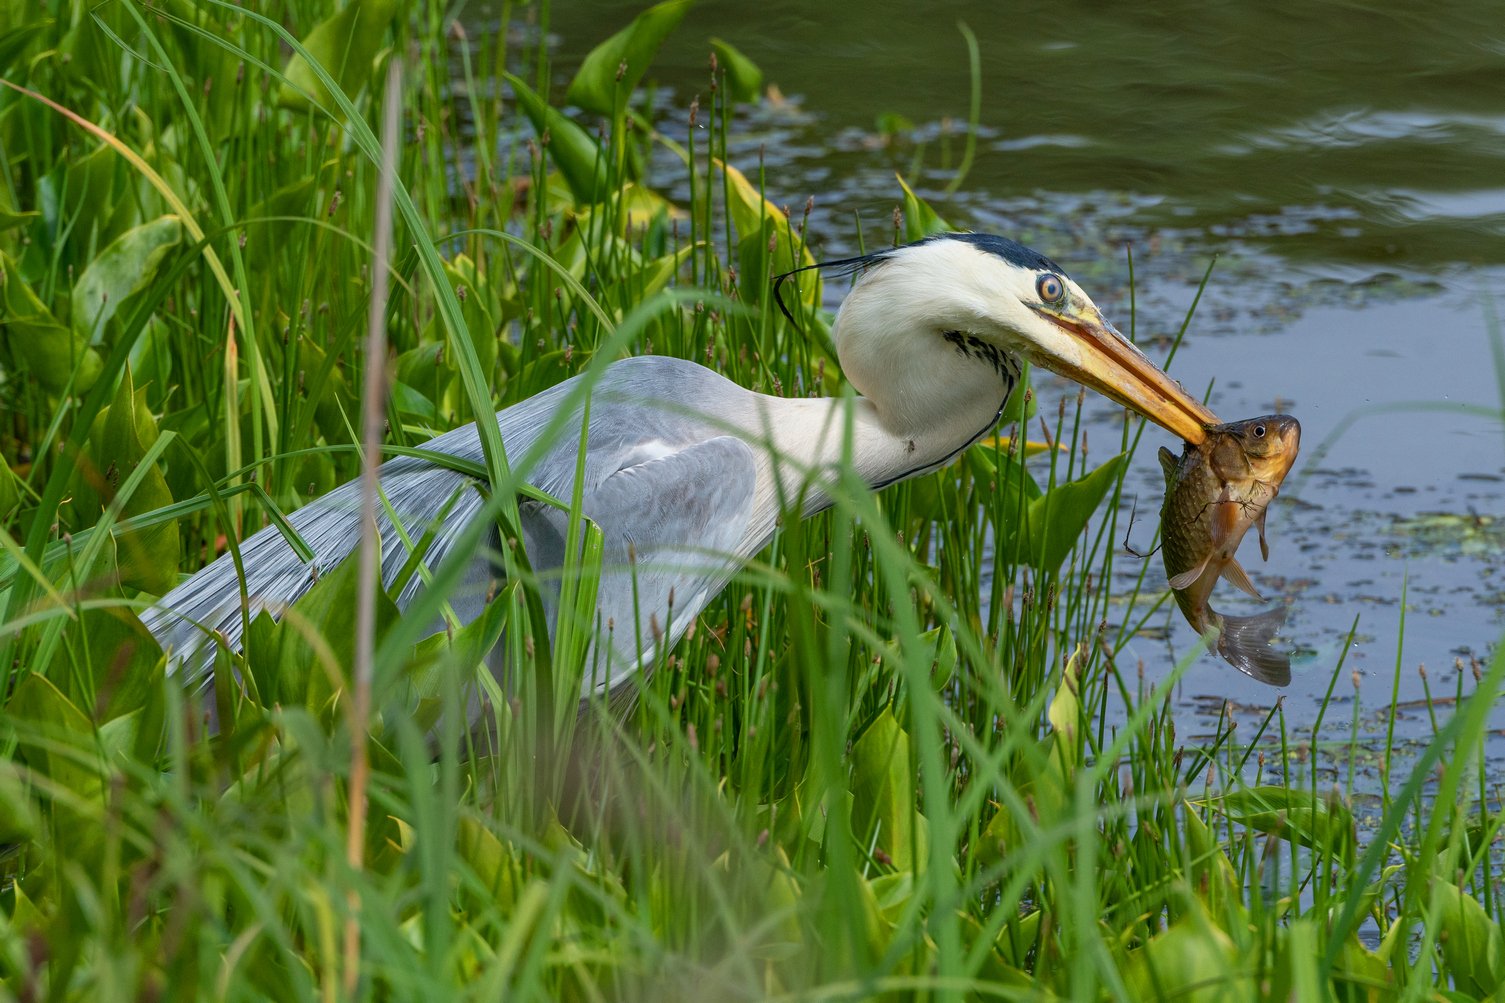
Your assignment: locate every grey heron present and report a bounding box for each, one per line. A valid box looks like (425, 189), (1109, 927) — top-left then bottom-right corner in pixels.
(142, 232), (1219, 709)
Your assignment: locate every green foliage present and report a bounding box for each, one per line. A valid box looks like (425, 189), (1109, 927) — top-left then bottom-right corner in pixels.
(566, 0), (694, 116)
(69, 216), (182, 342)
(0, 2), (1498, 1000)
(1, 250), (103, 394)
(70, 366), (181, 594)
(278, 0), (400, 111)
(710, 37), (763, 103)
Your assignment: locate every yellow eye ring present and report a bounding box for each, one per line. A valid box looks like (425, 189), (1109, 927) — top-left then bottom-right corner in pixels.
(1036, 273), (1066, 305)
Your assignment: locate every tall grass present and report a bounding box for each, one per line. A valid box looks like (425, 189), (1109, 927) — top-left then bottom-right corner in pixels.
(0, 2), (1501, 1000)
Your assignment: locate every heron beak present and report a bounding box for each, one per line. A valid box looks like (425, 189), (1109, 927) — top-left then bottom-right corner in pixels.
(1029, 305), (1218, 445)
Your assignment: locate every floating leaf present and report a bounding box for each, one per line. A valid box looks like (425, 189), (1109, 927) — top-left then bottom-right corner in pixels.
(70, 215), (182, 342)
(566, 0), (693, 116)
(278, 0), (399, 112)
(711, 37), (763, 104)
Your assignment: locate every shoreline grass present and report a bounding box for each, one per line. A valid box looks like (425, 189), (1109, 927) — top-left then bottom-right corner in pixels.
(0, 2), (1501, 1000)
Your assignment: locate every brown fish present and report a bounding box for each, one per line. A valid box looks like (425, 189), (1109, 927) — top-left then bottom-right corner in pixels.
(1159, 415), (1301, 684)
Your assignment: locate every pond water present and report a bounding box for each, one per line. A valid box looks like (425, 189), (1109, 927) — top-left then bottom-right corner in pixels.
(475, 1), (1505, 768)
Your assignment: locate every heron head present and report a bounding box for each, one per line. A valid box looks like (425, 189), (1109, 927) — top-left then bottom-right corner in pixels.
(818, 233), (1219, 444)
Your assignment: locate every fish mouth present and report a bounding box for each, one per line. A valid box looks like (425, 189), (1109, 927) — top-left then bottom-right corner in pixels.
(1029, 305), (1219, 445)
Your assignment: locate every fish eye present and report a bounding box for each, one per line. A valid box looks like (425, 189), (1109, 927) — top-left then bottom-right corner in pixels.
(1036, 273), (1066, 305)
(1253, 424), (1267, 438)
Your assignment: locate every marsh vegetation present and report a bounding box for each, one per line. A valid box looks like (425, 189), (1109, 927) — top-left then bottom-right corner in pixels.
(0, 2), (1501, 999)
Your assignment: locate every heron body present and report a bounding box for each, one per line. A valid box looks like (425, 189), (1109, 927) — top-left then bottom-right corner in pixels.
(143, 233), (1218, 705)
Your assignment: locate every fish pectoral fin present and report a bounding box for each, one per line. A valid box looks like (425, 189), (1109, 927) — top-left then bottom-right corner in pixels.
(1256, 509), (1271, 561)
(1208, 498), (1241, 550)
(1168, 556), (1210, 592)
(1220, 557), (1265, 601)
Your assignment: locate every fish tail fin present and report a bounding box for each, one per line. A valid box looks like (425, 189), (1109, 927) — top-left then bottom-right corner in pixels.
(1210, 605), (1291, 686)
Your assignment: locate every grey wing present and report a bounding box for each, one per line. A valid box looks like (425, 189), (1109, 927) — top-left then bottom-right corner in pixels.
(141, 448), (489, 693)
(515, 434), (759, 699)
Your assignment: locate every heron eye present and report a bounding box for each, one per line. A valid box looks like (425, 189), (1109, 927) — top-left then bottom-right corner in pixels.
(1036, 273), (1066, 305)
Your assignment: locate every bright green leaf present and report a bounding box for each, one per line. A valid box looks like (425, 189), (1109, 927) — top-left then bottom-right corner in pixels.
(0, 451), (20, 522)
(719, 159), (817, 308)
(711, 37), (763, 104)
(505, 72), (610, 204)
(897, 173), (951, 242)
(1002, 452), (1126, 575)
(566, 0), (693, 116)
(1203, 785), (1357, 869)
(851, 706), (927, 871)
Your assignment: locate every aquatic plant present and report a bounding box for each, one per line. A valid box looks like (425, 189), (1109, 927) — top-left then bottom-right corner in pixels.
(0, 2), (1500, 999)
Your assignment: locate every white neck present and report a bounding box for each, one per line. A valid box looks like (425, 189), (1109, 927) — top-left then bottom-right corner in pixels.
(749, 345), (1012, 515)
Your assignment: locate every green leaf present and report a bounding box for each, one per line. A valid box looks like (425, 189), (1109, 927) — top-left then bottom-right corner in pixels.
(0, 757), (37, 843)
(719, 159), (817, 308)
(70, 215), (182, 342)
(0, 185), (39, 235)
(504, 72), (610, 204)
(0, 12), (50, 77)
(1180, 802), (1242, 919)
(851, 706), (928, 871)
(711, 37), (763, 104)
(243, 549), (400, 717)
(445, 253), (499, 377)
(47, 604), (164, 723)
(277, 0), (400, 112)
(0, 251), (103, 394)
(1002, 452), (1126, 575)
(1202, 785), (1357, 869)
(1433, 878), (1505, 997)
(1124, 895), (1249, 1002)
(7, 673), (104, 809)
(0, 450), (20, 522)
(73, 367), (181, 593)
(897, 173), (951, 242)
(565, 0), (694, 116)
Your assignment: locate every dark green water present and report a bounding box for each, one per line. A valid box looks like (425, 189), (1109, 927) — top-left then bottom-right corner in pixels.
(476, 0), (1505, 757)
